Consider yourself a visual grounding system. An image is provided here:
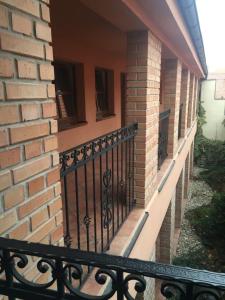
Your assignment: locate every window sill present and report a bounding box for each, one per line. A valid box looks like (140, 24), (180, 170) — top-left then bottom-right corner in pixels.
(96, 113), (116, 122)
(58, 121), (87, 132)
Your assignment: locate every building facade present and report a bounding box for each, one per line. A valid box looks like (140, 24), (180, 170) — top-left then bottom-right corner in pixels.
(0, 0), (206, 299)
(201, 73), (225, 141)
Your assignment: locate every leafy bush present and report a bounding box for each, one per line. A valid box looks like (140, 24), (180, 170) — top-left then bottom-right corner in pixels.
(199, 140), (225, 191)
(194, 100), (225, 191)
(173, 247), (215, 270)
(186, 193), (225, 270)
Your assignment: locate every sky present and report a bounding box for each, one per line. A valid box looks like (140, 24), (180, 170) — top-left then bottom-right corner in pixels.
(196, 0), (225, 73)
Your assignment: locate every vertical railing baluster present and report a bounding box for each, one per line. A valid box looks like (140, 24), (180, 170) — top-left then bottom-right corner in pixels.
(125, 137), (128, 217)
(74, 169), (80, 250)
(3, 250), (15, 300)
(99, 140), (104, 252)
(117, 270), (124, 300)
(92, 143), (97, 253)
(56, 259), (64, 299)
(112, 144), (115, 236)
(121, 135), (124, 222)
(128, 138), (131, 212)
(105, 141), (110, 249)
(186, 284), (194, 299)
(132, 135), (135, 208)
(84, 163), (90, 253)
(116, 132), (120, 230)
(63, 172), (71, 248)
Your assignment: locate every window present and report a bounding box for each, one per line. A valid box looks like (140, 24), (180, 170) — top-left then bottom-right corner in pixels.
(215, 79), (225, 100)
(54, 61), (85, 131)
(95, 68), (114, 120)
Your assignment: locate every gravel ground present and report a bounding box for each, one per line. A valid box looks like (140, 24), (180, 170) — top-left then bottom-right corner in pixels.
(175, 167), (213, 257)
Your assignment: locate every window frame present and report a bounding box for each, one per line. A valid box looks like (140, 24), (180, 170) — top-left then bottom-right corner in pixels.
(95, 67), (114, 121)
(53, 60), (86, 131)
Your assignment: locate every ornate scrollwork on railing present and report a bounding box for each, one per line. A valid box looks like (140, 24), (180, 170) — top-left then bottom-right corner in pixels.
(1, 227), (225, 300)
(123, 274), (146, 300)
(161, 281), (186, 299)
(10, 253), (57, 289)
(59, 123), (138, 175)
(102, 169), (113, 229)
(194, 288), (222, 300)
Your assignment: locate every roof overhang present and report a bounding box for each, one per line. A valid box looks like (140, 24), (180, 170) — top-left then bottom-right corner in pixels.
(81, 0), (207, 77)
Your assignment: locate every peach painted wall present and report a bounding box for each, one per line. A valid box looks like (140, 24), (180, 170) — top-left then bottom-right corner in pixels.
(50, 0), (127, 152)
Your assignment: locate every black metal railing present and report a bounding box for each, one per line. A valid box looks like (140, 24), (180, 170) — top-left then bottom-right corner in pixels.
(1, 237), (225, 300)
(60, 123), (138, 252)
(158, 109), (170, 169)
(178, 103), (183, 139)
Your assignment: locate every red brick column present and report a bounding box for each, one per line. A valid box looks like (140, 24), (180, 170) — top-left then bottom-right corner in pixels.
(189, 142), (194, 178)
(0, 0), (63, 247)
(180, 69), (190, 137)
(157, 193), (176, 263)
(162, 59), (182, 157)
(187, 74), (195, 128)
(126, 31), (161, 207)
(192, 78), (199, 121)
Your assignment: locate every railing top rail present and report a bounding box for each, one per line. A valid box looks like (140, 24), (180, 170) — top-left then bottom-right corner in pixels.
(59, 122), (138, 175)
(159, 109), (170, 120)
(60, 122), (138, 156)
(1, 237), (225, 290)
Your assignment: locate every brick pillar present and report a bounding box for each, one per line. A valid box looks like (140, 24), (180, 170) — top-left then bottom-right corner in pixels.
(189, 142), (194, 178)
(180, 69), (190, 137)
(126, 31), (161, 207)
(158, 193), (176, 263)
(192, 78), (199, 121)
(184, 152), (191, 199)
(162, 59), (182, 157)
(175, 169), (185, 228)
(187, 74), (195, 128)
(0, 1), (63, 247)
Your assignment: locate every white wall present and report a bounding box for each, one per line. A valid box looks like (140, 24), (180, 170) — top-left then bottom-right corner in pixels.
(201, 80), (225, 141)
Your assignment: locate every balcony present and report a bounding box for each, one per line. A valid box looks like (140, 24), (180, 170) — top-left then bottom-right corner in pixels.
(59, 123), (138, 252)
(158, 110), (170, 169)
(0, 237), (225, 300)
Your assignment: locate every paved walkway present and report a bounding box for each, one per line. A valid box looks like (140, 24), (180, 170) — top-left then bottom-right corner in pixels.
(174, 167), (213, 264)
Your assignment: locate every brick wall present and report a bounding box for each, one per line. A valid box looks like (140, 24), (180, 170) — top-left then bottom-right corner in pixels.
(0, 0), (63, 248)
(157, 192), (176, 264)
(162, 58), (182, 157)
(189, 142), (194, 178)
(192, 78), (199, 120)
(180, 68), (190, 137)
(187, 74), (195, 128)
(126, 31), (161, 207)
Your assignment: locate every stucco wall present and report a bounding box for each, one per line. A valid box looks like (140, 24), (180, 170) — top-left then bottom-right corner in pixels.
(201, 80), (225, 141)
(50, 0), (126, 152)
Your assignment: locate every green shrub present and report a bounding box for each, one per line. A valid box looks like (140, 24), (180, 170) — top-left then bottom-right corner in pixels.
(186, 193), (225, 269)
(194, 99), (225, 191)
